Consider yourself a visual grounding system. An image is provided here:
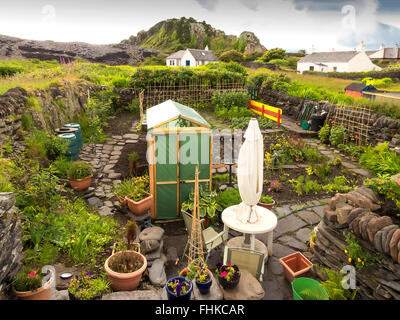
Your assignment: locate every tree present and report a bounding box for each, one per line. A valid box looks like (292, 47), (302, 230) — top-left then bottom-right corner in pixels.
(258, 48), (286, 63)
(219, 49), (244, 62)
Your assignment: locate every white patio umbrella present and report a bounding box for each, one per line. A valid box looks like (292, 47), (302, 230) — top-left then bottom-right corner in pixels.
(236, 118), (264, 224)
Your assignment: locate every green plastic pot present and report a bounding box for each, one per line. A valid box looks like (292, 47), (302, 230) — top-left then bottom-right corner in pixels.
(292, 277), (329, 300)
(301, 120), (310, 130)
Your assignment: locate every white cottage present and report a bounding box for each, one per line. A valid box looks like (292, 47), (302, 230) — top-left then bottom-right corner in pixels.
(166, 47), (218, 67)
(297, 51), (381, 74)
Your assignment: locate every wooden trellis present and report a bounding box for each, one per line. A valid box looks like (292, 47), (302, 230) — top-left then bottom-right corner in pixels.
(187, 166), (205, 266)
(137, 80), (247, 108)
(327, 104), (372, 145)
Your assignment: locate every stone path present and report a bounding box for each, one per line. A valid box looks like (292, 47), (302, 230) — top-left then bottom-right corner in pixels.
(78, 120), (141, 216)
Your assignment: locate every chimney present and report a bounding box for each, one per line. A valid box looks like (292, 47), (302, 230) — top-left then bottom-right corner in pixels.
(359, 40), (365, 52)
(396, 43), (399, 58)
(380, 43), (384, 50)
(309, 44), (316, 54)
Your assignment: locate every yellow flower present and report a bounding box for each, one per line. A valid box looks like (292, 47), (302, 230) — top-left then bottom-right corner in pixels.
(362, 261), (365, 265)
(357, 258), (361, 263)
(344, 249), (348, 254)
(348, 258), (352, 263)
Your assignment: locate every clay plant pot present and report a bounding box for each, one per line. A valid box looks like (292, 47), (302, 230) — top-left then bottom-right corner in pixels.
(165, 276), (193, 300)
(258, 200), (276, 210)
(195, 271), (212, 295)
(116, 195), (127, 207)
(279, 251), (313, 283)
(13, 277), (53, 300)
(68, 175), (92, 192)
(125, 192), (153, 216)
(104, 250), (147, 291)
(217, 265), (240, 290)
(179, 266), (212, 278)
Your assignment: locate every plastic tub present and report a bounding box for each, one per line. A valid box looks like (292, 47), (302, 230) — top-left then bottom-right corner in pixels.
(292, 277), (329, 300)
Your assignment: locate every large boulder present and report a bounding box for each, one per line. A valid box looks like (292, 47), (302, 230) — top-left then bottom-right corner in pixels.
(219, 269), (265, 300)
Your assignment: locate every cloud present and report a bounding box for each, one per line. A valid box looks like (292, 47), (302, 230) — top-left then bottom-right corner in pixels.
(194, 0), (218, 11)
(240, 0), (262, 11)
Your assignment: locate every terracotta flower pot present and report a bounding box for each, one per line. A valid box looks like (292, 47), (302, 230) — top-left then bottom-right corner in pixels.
(279, 251), (313, 283)
(116, 195), (127, 207)
(68, 175), (92, 192)
(104, 250), (147, 291)
(125, 192), (153, 216)
(179, 266), (212, 278)
(13, 277), (53, 300)
(258, 200), (276, 210)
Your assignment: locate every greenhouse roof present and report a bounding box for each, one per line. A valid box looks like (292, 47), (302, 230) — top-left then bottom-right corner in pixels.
(146, 100), (211, 129)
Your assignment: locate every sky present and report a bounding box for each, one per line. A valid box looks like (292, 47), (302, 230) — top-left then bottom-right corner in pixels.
(0, 0), (399, 52)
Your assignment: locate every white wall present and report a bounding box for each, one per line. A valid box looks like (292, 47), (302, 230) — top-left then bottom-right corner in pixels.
(348, 52), (382, 72)
(181, 50), (196, 67)
(369, 49), (384, 59)
(297, 62), (348, 74)
(166, 58), (179, 66)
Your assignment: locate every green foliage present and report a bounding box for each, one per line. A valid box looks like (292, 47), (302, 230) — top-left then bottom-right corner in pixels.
(260, 195), (273, 204)
(181, 187), (221, 219)
(365, 174), (400, 209)
(315, 265), (358, 300)
(344, 232), (379, 270)
(359, 142), (400, 176)
(25, 96), (42, 112)
(289, 174), (355, 195)
(67, 161), (93, 179)
(230, 117), (274, 129)
(50, 157), (72, 179)
(268, 59), (289, 67)
(124, 99), (140, 114)
(23, 242), (59, 266)
(215, 188), (242, 209)
(24, 130), (68, 163)
(128, 152), (139, 163)
(318, 123), (330, 142)
(21, 112), (34, 131)
(219, 50), (244, 62)
(337, 143), (366, 159)
(113, 176), (150, 201)
(362, 77), (392, 88)
(141, 55), (167, 66)
(298, 287), (329, 300)
(212, 91), (249, 109)
(257, 48), (286, 63)
(329, 125), (347, 147)
(0, 65), (24, 77)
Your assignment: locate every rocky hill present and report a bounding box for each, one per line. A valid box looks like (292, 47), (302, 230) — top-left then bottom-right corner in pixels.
(121, 17), (266, 54)
(0, 34), (159, 66)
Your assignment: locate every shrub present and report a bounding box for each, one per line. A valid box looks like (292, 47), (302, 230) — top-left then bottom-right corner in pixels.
(13, 268), (44, 292)
(268, 59), (289, 67)
(216, 188), (242, 209)
(219, 50), (244, 62)
(124, 99), (140, 114)
(329, 125), (347, 147)
(257, 48), (286, 63)
(51, 157), (72, 179)
(359, 143), (400, 176)
(365, 174), (400, 209)
(67, 161), (93, 179)
(24, 130), (68, 163)
(212, 92), (249, 109)
(318, 123), (330, 142)
(21, 112), (34, 131)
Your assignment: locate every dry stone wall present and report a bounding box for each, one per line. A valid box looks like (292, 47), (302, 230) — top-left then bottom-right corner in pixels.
(312, 187), (400, 300)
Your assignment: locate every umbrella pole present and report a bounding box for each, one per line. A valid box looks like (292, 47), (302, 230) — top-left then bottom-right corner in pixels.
(243, 234), (251, 248)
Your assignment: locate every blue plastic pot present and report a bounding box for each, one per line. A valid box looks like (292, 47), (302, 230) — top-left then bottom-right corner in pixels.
(195, 274), (212, 295)
(165, 277), (193, 300)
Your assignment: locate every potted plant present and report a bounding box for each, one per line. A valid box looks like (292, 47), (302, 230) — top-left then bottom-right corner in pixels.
(113, 179), (136, 207)
(179, 261), (212, 279)
(12, 267), (53, 300)
(165, 276), (193, 300)
(124, 175), (153, 216)
(215, 262), (241, 289)
(68, 272), (109, 300)
(258, 195), (275, 209)
(67, 161), (93, 192)
(279, 251), (313, 283)
(195, 264), (212, 295)
(128, 151), (139, 176)
(181, 187), (221, 228)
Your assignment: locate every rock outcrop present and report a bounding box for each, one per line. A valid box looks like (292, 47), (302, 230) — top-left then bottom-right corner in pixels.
(0, 34), (159, 66)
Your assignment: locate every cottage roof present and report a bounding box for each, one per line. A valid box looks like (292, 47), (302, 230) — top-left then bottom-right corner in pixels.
(383, 47), (400, 59)
(146, 100), (210, 129)
(299, 51), (360, 63)
(187, 49), (218, 61)
(166, 50), (186, 59)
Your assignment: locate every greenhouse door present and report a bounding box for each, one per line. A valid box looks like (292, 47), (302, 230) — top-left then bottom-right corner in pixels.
(178, 132), (211, 215)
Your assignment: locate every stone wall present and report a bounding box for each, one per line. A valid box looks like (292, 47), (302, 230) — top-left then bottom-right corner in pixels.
(0, 193), (23, 299)
(312, 187), (400, 300)
(0, 82), (95, 146)
(259, 88), (400, 148)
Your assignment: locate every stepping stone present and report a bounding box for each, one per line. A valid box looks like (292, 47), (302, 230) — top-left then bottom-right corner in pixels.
(279, 236), (308, 251)
(219, 269), (264, 300)
(273, 205), (291, 218)
(295, 210), (321, 225)
(267, 257), (283, 276)
(295, 228), (312, 243)
(149, 259), (167, 287)
(272, 243), (296, 258)
(139, 226), (165, 241)
(123, 134), (139, 140)
(109, 172), (122, 179)
(342, 162), (358, 169)
(273, 214), (307, 239)
(126, 140), (138, 144)
(350, 168), (372, 178)
(312, 206), (325, 218)
(102, 290), (160, 300)
(104, 200), (114, 208)
(87, 197), (103, 208)
(98, 206), (113, 217)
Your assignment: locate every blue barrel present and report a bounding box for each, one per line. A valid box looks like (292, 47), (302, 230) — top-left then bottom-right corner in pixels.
(58, 133), (79, 161)
(64, 123), (83, 150)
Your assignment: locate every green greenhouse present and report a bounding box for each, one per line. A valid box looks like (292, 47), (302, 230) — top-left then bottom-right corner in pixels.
(146, 100), (212, 220)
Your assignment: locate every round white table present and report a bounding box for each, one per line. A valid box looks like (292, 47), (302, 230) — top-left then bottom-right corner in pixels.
(221, 204), (278, 256)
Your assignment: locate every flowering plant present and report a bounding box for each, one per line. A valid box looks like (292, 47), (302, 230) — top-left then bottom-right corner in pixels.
(265, 180), (283, 192)
(68, 272), (109, 300)
(13, 267), (44, 292)
(215, 262), (240, 282)
(167, 278), (191, 297)
(195, 263), (211, 284)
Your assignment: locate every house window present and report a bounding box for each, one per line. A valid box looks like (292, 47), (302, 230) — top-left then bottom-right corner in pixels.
(309, 66), (314, 71)
(333, 66), (337, 72)
(170, 60), (175, 66)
